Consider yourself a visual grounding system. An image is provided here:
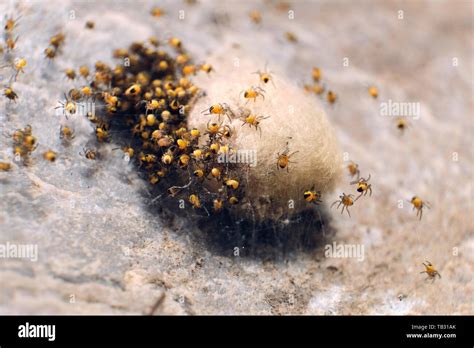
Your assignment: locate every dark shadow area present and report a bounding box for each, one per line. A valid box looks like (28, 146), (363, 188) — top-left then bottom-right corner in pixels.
(142, 189), (335, 261)
(193, 206), (335, 261)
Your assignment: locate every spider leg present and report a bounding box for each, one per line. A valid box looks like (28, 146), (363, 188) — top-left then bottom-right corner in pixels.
(346, 206), (351, 217)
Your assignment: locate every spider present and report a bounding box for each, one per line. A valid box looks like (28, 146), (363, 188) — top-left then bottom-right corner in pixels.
(420, 261), (441, 283)
(347, 161), (360, 179)
(253, 64), (275, 87)
(276, 142), (298, 172)
(202, 103), (234, 121)
(241, 113), (270, 136)
(410, 196), (430, 220)
(350, 174), (372, 201)
(331, 193), (355, 217)
(304, 187), (322, 205)
(205, 120), (220, 137)
(240, 86), (265, 103)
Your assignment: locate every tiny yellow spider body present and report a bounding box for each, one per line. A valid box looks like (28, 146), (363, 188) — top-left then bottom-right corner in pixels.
(202, 103), (234, 121)
(241, 86), (265, 103)
(368, 86), (378, 98)
(304, 189), (322, 205)
(43, 150), (57, 162)
(276, 145), (299, 172)
(347, 161), (360, 179)
(241, 114), (270, 136)
(331, 193), (355, 217)
(350, 174), (372, 201)
(410, 196), (430, 220)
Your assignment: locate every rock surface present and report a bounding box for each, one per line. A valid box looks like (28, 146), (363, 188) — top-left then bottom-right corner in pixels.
(0, 0), (472, 314)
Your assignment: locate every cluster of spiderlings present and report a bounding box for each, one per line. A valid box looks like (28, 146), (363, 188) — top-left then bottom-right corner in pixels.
(1, 15), (26, 100)
(44, 32), (65, 60)
(12, 125), (37, 164)
(3, 15), (19, 53)
(1, 16), (35, 169)
(303, 67), (337, 104)
(64, 37), (247, 215)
